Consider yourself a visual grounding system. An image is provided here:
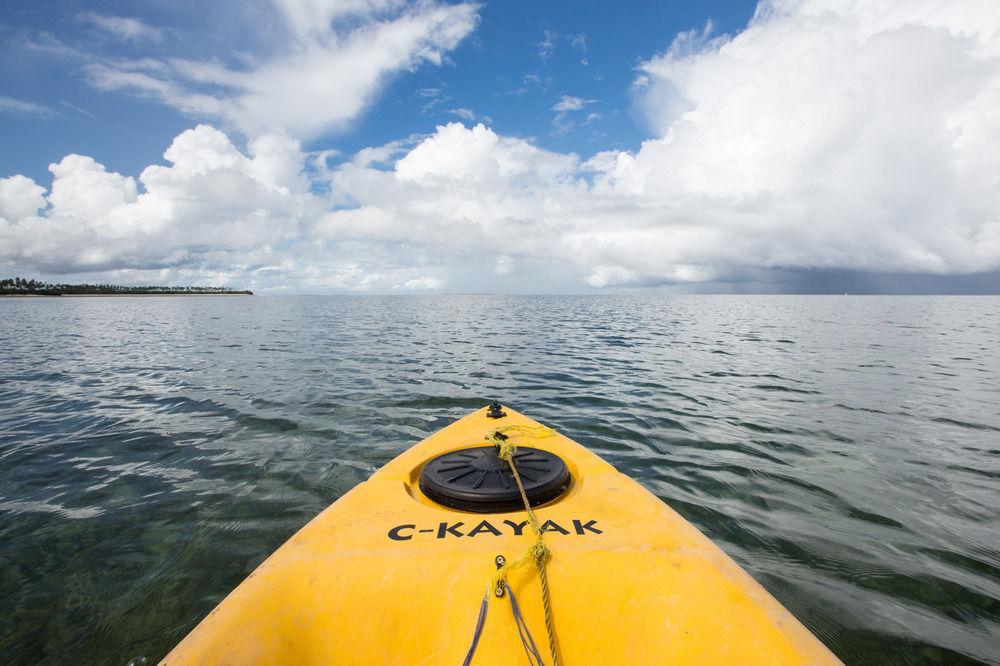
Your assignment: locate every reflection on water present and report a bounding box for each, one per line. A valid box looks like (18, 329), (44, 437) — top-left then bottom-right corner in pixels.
(1, 295), (998, 664)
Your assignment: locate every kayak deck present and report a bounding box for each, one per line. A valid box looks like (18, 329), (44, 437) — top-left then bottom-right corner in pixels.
(162, 406), (840, 664)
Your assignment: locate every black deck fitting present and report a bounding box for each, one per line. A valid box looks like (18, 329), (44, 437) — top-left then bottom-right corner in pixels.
(486, 400), (507, 419)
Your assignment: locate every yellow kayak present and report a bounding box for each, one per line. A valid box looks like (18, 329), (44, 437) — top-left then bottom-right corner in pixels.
(162, 404), (841, 664)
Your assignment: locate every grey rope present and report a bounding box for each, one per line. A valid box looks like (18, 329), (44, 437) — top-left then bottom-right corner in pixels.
(460, 584), (547, 665)
(462, 594), (489, 666)
(507, 584), (546, 666)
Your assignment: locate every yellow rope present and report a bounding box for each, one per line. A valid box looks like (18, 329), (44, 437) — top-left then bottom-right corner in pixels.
(486, 425), (561, 666)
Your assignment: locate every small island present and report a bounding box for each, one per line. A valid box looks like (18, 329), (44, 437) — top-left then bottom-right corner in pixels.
(0, 277), (253, 296)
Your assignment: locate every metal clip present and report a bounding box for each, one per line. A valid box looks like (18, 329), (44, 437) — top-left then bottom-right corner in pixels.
(494, 554), (507, 597)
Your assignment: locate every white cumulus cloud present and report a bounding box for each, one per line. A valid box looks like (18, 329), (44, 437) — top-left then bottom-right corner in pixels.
(1, 126), (315, 276)
(1, 125), (460, 291)
(4, 0), (1000, 292)
(0, 175), (47, 222)
(593, 0), (1000, 280)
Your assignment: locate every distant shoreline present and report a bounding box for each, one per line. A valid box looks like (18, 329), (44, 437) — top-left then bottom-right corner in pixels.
(0, 293), (252, 298)
(1, 277), (253, 297)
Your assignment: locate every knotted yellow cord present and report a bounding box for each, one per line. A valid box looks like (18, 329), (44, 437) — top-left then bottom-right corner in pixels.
(486, 425), (561, 666)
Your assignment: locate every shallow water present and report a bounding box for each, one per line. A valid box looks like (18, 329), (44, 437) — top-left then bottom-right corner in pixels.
(1, 295), (998, 665)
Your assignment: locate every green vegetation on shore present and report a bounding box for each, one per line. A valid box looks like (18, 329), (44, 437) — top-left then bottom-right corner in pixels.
(0, 277), (252, 296)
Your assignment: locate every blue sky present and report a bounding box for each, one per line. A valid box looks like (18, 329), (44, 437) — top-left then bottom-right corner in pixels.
(2, 1), (999, 293)
(1, 1), (756, 182)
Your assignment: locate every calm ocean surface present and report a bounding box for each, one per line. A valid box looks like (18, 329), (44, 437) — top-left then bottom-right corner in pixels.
(1, 295), (998, 665)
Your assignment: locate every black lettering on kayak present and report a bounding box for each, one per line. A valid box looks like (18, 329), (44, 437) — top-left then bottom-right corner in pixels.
(437, 521), (465, 539)
(573, 519), (602, 535)
(503, 519), (529, 535)
(540, 520), (569, 535)
(467, 520), (502, 537)
(389, 519), (603, 540)
(387, 524), (415, 541)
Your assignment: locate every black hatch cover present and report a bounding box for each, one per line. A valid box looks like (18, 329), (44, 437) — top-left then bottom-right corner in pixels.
(419, 446), (570, 513)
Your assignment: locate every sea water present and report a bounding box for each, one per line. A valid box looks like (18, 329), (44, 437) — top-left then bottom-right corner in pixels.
(1, 295), (998, 664)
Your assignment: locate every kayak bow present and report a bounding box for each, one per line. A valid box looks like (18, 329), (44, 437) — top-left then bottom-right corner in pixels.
(162, 404), (840, 665)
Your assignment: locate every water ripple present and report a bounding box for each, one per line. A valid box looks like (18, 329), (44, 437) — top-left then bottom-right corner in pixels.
(1, 294), (999, 664)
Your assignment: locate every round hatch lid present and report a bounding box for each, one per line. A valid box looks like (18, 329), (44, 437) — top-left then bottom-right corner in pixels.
(419, 446), (570, 513)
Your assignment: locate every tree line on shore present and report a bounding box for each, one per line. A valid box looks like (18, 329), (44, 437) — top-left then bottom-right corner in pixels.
(0, 277), (252, 295)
